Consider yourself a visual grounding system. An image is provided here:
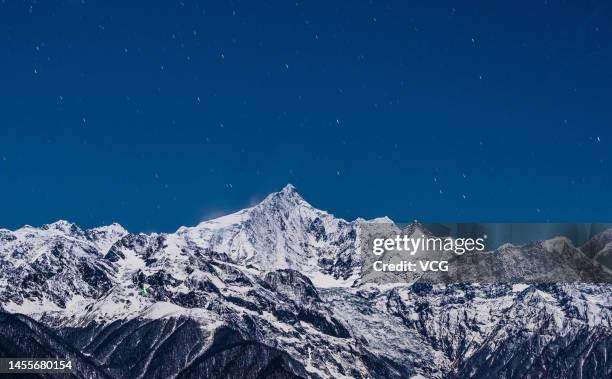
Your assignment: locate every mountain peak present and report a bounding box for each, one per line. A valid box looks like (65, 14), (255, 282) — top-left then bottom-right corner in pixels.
(184, 184), (319, 233)
(41, 220), (83, 235)
(404, 221), (432, 237)
(282, 183), (297, 193)
(261, 184), (307, 207)
(89, 222), (127, 234)
(278, 183), (302, 200)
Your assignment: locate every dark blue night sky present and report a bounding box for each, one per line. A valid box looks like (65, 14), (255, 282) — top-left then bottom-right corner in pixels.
(1, 0), (611, 232)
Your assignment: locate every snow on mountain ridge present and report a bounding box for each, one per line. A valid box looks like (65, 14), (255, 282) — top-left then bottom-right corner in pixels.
(0, 185), (360, 323)
(2, 185), (612, 378)
(176, 184), (359, 284)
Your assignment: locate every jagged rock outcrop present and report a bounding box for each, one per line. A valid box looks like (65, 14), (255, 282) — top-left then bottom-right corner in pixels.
(1, 185), (611, 378)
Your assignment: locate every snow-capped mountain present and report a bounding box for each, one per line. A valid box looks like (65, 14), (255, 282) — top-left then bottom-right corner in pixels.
(1, 185), (611, 378)
(176, 184), (361, 285)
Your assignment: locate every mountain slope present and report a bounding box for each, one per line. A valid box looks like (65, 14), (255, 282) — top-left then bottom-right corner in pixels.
(0, 312), (110, 378)
(1, 185), (611, 378)
(177, 184), (360, 284)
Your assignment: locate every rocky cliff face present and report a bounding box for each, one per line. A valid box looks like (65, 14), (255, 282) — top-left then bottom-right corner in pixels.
(1, 185), (611, 378)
